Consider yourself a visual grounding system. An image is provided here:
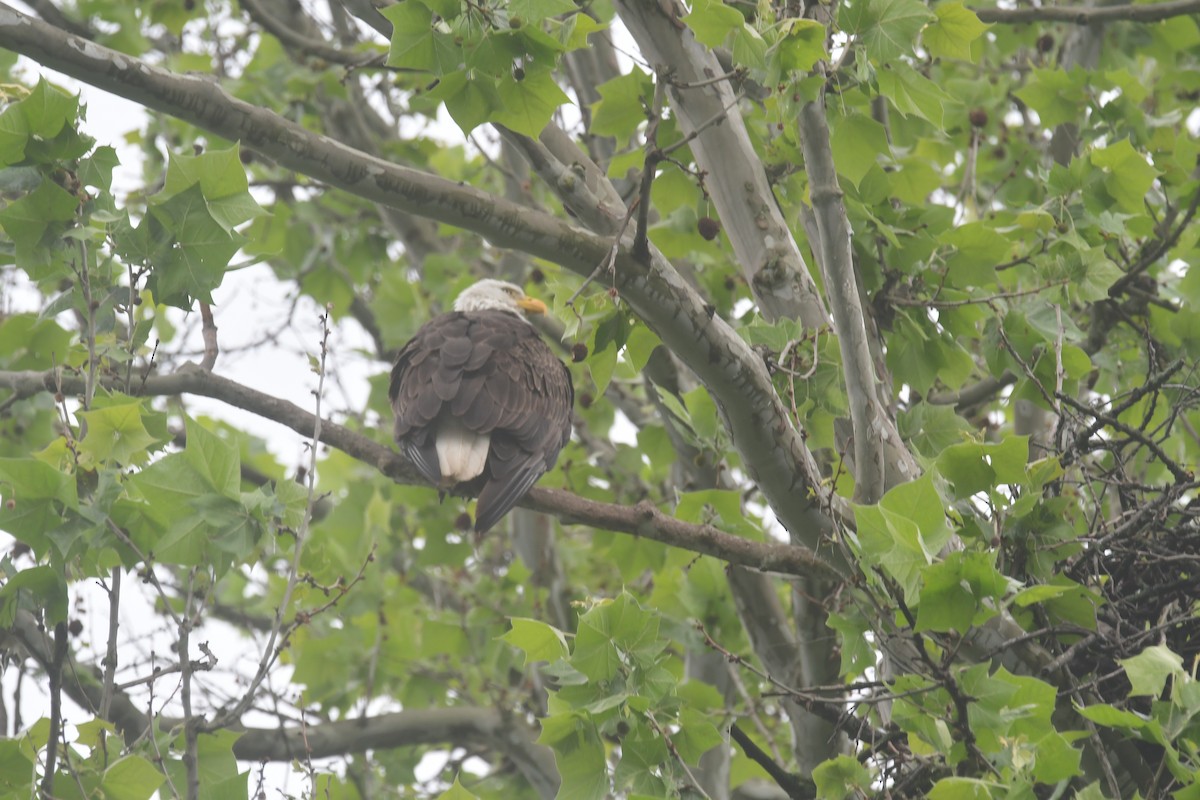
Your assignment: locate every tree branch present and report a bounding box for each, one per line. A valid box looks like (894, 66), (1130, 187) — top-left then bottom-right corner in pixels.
(614, 0), (829, 327)
(0, 366), (841, 582)
(0, 2), (844, 561)
(239, 0), (385, 67)
(972, 0), (1200, 24)
(0, 609), (560, 799)
(795, 75), (919, 503)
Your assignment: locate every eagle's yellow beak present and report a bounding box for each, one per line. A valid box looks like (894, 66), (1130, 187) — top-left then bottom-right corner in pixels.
(516, 295), (547, 315)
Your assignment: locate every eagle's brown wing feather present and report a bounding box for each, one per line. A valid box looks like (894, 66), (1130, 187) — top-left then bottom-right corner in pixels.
(389, 310), (573, 533)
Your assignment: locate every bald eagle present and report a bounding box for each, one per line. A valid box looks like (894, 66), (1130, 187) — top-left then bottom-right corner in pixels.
(389, 279), (574, 534)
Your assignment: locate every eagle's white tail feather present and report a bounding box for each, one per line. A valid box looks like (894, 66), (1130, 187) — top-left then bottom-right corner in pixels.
(436, 418), (491, 484)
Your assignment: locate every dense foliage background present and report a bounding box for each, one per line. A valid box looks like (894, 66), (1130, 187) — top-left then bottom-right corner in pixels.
(1, 0), (1199, 797)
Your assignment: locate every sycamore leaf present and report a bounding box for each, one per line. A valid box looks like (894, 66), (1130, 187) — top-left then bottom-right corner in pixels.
(590, 69), (653, 138)
(840, 0), (934, 63)
(0, 566), (68, 626)
(877, 64), (949, 126)
(1121, 645), (1184, 697)
(492, 67), (571, 137)
(923, 3), (988, 61)
(78, 400), (160, 467)
(1091, 138), (1159, 214)
(830, 112), (889, 188)
(503, 617), (570, 665)
(682, 0), (744, 48)
(0, 179), (77, 263)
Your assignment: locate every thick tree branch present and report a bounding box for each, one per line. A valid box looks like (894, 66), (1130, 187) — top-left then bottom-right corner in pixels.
(0, 367), (842, 582)
(0, 610), (559, 799)
(613, 0), (829, 328)
(240, 0), (383, 66)
(0, 3), (844, 553)
(972, 0), (1200, 24)
(796, 79), (919, 503)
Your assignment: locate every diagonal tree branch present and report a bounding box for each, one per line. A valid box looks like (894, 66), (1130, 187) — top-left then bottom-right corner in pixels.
(0, 367), (842, 582)
(0, 3), (846, 556)
(795, 74), (920, 504)
(613, 0), (829, 328)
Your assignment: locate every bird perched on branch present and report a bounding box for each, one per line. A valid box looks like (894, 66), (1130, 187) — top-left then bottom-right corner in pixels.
(389, 279), (574, 534)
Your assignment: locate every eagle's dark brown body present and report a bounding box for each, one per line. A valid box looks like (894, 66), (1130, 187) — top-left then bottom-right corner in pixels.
(389, 308), (573, 533)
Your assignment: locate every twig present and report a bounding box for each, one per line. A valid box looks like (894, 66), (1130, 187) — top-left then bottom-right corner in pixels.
(40, 622), (68, 800)
(973, 0), (1200, 25)
(884, 279), (1069, 308)
(1057, 392), (1193, 483)
(198, 301), (219, 371)
(632, 80), (667, 261)
(203, 306), (332, 732)
(114, 651), (217, 692)
(99, 569), (121, 721)
(644, 712), (714, 800)
(729, 723), (814, 799)
(566, 196), (640, 311)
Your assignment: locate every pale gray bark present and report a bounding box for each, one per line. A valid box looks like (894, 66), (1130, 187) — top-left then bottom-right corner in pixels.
(613, 0), (829, 327)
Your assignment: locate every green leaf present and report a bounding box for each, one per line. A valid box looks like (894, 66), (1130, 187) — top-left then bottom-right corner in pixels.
(830, 113), (889, 188)
(572, 618), (621, 681)
(590, 69), (653, 138)
(1090, 138), (1159, 214)
(774, 18), (827, 73)
(813, 754), (872, 798)
(682, 0), (744, 48)
(0, 457), (78, 554)
(1030, 731), (1082, 783)
(1013, 68), (1089, 129)
(146, 183), (244, 307)
(936, 436), (1029, 499)
(922, 3), (987, 61)
(877, 63), (949, 126)
(0, 739), (34, 790)
(163, 146), (266, 233)
(78, 399), (160, 467)
(503, 617), (570, 665)
(433, 71), (501, 136)
(509, 0), (575, 23)
(538, 714), (608, 800)
(492, 67), (571, 137)
(1076, 703), (1149, 729)
(673, 707), (724, 763)
(384, 2), (462, 73)
(435, 779), (480, 800)
(102, 754), (167, 800)
(1121, 645), (1184, 697)
(21, 78), (79, 140)
(827, 611), (875, 677)
(0, 179), (78, 263)
(162, 729), (247, 800)
(927, 777), (994, 799)
(0, 566), (69, 626)
(183, 417), (242, 498)
(78, 145), (120, 193)
(0, 103), (30, 167)
(915, 551), (1005, 633)
(840, 0), (934, 63)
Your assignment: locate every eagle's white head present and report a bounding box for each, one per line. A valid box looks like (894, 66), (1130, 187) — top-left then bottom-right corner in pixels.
(453, 279), (547, 317)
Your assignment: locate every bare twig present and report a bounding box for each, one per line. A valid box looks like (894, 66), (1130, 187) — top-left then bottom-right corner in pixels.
(40, 622), (68, 800)
(198, 301), (219, 371)
(203, 306), (332, 732)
